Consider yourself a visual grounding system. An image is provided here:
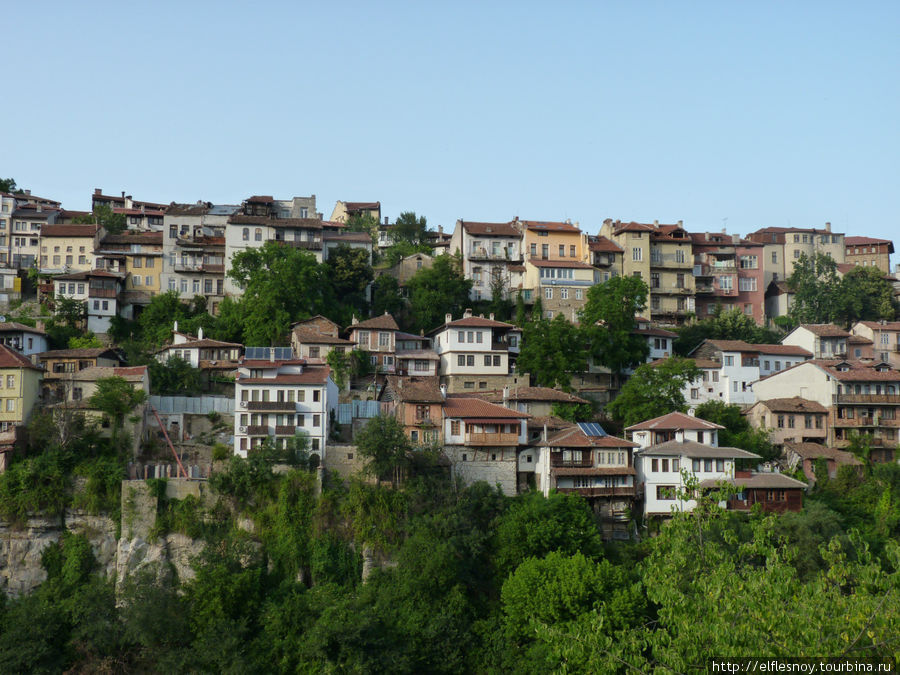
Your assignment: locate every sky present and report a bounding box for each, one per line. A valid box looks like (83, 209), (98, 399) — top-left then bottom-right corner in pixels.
(5, 1), (899, 246)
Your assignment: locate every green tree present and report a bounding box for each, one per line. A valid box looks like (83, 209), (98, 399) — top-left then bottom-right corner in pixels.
(517, 314), (587, 390)
(551, 401), (594, 422)
(88, 376), (147, 448)
(406, 254), (472, 333)
(93, 204), (126, 234)
(355, 415), (413, 488)
(67, 334), (102, 349)
(515, 292), (527, 327)
(148, 356), (202, 396)
(835, 265), (898, 326)
(371, 274), (405, 319)
(675, 306), (783, 356)
(694, 399), (778, 461)
(228, 241), (330, 345)
(787, 252), (842, 325)
(0, 178), (21, 193)
(381, 240), (433, 268)
(392, 211), (428, 245)
(580, 275), (650, 376)
(606, 357), (701, 427)
(325, 244), (374, 324)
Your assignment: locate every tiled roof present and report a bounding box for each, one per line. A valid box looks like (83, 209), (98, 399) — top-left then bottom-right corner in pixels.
(166, 203), (211, 216)
(612, 221), (656, 234)
(520, 220), (580, 233)
(0, 321), (46, 335)
(785, 442), (863, 465)
(70, 365), (147, 382)
(384, 375), (443, 403)
(799, 324), (850, 337)
(847, 335), (873, 345)
(443, 397), (529, 419)
(634, 322), (678, 338)
(589, 236), (623, 253)
(343, 201), (380, 211)
(856, 321), (900, 331)
(815, 360), (900, 382)
(158, 338), (242, 352)
(238, 369), (330, 385)
(845, 236), (893, 247)
(323, 232), (373, 243)
(432, 316), (517, 332)
(351, 313), (400, 331)
(526, 415), (576, 432)
(755, 397), (828, 413)
(699, 472), (807, 489)
(0, 344), (41, 370)
(101, 232), (163, 245)
(395, 349), (439, 360)
(228, 215), (323, 229)
(626, 411), (724, 432)
(527, 259), (594, 269)
(41, 224), (98, 238)
(638, 440), (760, 459)
(38, 347), (121, 360)
(755, 344), (813, 356)
(246, 195), (274, 203)
(543, 425), (636, 448)
(484, 386), (588, 405)
(292, 327), (352, 345)
(461, 220), (520, 237)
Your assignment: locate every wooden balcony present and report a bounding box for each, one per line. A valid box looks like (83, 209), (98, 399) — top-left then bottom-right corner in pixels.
(834, 394), (900, 405)
(275, 425), (297, 436)
(556, 487), (635, 498)
(88, 287), (117, 298)
(833, 416), (900, 428)
(245, 425), (268, 435)
(246, 400), (297, 412)
(464, 432), (520, 446)
(550, 455), (593, 468)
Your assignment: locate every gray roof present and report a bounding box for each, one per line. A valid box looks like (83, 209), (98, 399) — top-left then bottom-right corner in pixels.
(638, 440), (761, 459)
(208, 204), (240, 216)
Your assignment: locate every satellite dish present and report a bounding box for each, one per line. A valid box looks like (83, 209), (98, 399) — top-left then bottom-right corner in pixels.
(0, 316), (6, 322)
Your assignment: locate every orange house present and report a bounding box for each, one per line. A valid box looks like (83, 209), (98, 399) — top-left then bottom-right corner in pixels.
(378, 375), (444, 446)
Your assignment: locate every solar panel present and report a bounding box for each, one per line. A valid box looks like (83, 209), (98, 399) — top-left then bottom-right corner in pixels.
(577, 422), (607, 438)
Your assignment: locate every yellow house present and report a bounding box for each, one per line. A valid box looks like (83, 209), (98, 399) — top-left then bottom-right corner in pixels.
(0, 344), (42, 432)
(520, 219), (593, 319)
(39, 224), (99, 274)
(521, 219), (586, 265)
(95, 231), (164, 298)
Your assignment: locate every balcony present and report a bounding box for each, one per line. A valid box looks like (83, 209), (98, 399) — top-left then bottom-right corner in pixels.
(469, 247), (520, 262)
(275, 425), (297, 436)
(88, 287), (118, 299)
(556, 487), (636, 498)
(173, 263), (225, 274)
(285, 239), (322, 251)
(464, 432), (520, 446)
(833, 416), (900, 428)
(413, 417), (438, 427)
(245, 425), (268, 436)
(550, 455), (593, 468)
(649, 253), (691, 268)
(695, 283), (715, 294)
(834, 394), (900, 405)
(246, 400), (298, 412)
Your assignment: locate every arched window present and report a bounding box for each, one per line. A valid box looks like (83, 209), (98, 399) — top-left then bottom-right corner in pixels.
(242, 228), (249, 241)
(254, 228), (262, 242)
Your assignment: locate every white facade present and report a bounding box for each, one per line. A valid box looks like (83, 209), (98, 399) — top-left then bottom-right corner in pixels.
(0, 325), (48, 356)
(450, 220), (524, 301)
(430, 313), (520, 379)
(782, 325), (849, 359)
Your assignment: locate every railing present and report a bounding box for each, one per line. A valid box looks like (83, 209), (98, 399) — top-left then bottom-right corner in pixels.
(833, 416), (900, 428)
(88, 288), (117, 298)
(835, 394), (900, 404)
(556, 487), (635, 498)
(275, 425), (297, 436)
(464, 432), (520, 446)
(550, 456), (593, 468)
(173, 263), (225, 274)
(245, 425), (268, 435)
(246, 400), (298, 412)
(285, 239), (322, 250)
(649, 253), (690, 267)
(469, 248), (520, 262)
(413, 417), (437, 427)
(695, 283), (715, 293)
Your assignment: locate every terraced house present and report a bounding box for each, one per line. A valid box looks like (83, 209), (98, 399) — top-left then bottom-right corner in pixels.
(521, 219), (592, 320)
(450, 219), (524, 302)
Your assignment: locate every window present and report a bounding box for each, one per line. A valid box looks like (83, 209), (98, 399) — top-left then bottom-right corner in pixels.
(703, 459), (712, 472)
(133, 256), (142, 268)
(476, 331), (483, 343)
(242, 228), (249, 241)
(771, 250), (778, 263)
(661, 458), (669, 472)
(378, 332), (390, 348)
(545, 287), (553, 299)
(484, 355), (491, 366)
(739, 255), (758, 269)
(652, 458), (658, 472)
(133, 276), (141, 286)
(559, 244), (565, 257)
(718, 276), (733, 290)
(575, 289), (582, 300)
(794, 250), (800, 259)
(723, 355), (734, 366)
(560, 288), (568, 300)
(467, 331), (474, 343)
(542, 244), (549, 258)
(691, 388), (699, 399)
(5, 400), (14, 412)
(777, 415), (785, 428)
(467, 355), (474, 366)
(569, 245), (576, 257)
(676, 273), (685, 288)
(673, 459), (679, 472)
(675, 249), (685, 263)
(451, 420), (460, 435)
(313, 414), (320, 427)
(632, 247), (642, 261)
(479, 381), (487, 389)
(6, 376), (13, 389)
(650, 272), (660, 289)
(493, 355), (501, 367)
(313, 390), (320, 402)
(739, 277), (757, 292)
(656, 486), (675, 500)
(530, 243), (537, 257)
(254, 228), (262, 241)
(715, 459), (724, 472)
(788, 415), (795, 428)
(457, 355), (465, 367)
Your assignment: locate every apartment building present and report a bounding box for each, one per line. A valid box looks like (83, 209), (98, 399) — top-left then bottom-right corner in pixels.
(442, 395), (529, 496)
(745, 224), (844, 287)
(162, 203), (237, 313)
(752, 359), (900, 462)
(586, 235), (624, 282)
(851, 320), (900, 368)
(844, 236), (893, 273)
(378, 375), (443, 446)
(0, 344), (42, 433)
(90, 189), (167, 230)
(690, 231), (766, 323)
(429, 310), (522, 393)
(39, 224), (98, 274)
(450, 219), (524, 302)
(8, 203), (59, 268)
(600, 219), (694, 323)
(782, 324), (850, 359)
(234, 347), (337, 458)
(94, 231), (163, 308)
(521, 219), (592, 318)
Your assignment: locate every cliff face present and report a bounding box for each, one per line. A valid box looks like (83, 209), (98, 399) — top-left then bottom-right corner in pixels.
(0, 480), (208, 598)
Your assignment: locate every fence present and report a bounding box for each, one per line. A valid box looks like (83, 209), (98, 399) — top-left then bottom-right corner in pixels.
(149, 395), (235, 415)
(127, 462), (210, 480)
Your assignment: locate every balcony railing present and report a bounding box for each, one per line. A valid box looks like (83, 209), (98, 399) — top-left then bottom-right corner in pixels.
(469, 248), (520, 262)
(245, 425), (268, 435)
(285, 239), (322, 250)
(556, 487), (636, 498)
(88, 288), (118, 298)
(275, 425), (297, 436)
(835, 394), (900, 405)
(464, 432), (520, 446)
(833, 416), (900, 428)
(550, 456), (593, 468)
(245, 401), (298, 412)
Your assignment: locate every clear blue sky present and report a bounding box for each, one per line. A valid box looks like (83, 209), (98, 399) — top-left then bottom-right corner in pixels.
(6, 1), (899, 245)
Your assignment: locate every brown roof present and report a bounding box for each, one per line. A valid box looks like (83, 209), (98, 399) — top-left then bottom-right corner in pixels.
(639, 440), (760, 459)
(544, 425), (636, 449)
(845, 236), (893, 250)
(41, 224), (98, 238)
(157, 338), (242, 352)
(384, 375), (443, 403)
(0, 321), (46, 335)
(484, 386), (588, 405)
(526, 415), (576, 432)
(443, 397), (529, 419)
(699, 472), (807, 489)
(553, 466), (636, 476)
(238, 369), (330, 385)
(527, 259), (594, 269)
(589, 236), (623, 253)
(799, 324), (850, 338)
(0, 344), (42, 370)
(520, 220), (581, 233)
(323, 232), (373, 243)
(856, 321), (900, 331)
(756, 397), (828, 414)
(351, 313), (400, 331)
(70, 365), (148, 382)
(395, 349), (439, 360)
(847, 335), (873, 345)
(436, 316), (517, 331)
(292, 327), (352, 345)
(166, 202), (211, 216)
(815, 359), (900, 382)
(612, 221), (656, 234)
(756, 344), (813, 356)
(38, 347), (121, 360)
(343, 201), (380, 211)
(785, 442), (863, 465)
(460, 220), (520, 237)
(634, 323), (678, 338)
(101, 231), (163, 245)
(228, 215), (323, 229)
(246, 195), (274, 203)
(626, 412), (724, 432)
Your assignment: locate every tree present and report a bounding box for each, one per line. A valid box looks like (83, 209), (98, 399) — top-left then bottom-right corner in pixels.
(488, 273), (513, 322)
(606, 357), (701, 427)
(228, 241), (330, 345)
(580, 275), (650, 375)
(371, 275), (405, 320)
(93, 204), (126, 235)
(136, 290), (209, 347)
(551, 401), (594, 423)
(515, 292), (527, 327)
(517, 314), (587, 390)
(88, 376), (147, 448)
(694, 400), (778, 461)
(148, 356), (202, 396)
(325, 244), (374, 325)
(67, 334), (102, 349)
(675, 307), (783, 356)
(787, 252), (842, 325)
(835, 265), (898, 326)
(380, 240), (433, 268)
(0, 178), (21, 194)
(392, 211), (428, 246)
(355, 415), (413, 488)
(406, 254), (472, 333)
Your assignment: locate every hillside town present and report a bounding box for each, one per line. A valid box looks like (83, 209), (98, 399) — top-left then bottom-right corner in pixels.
(0, 180), (897, 535)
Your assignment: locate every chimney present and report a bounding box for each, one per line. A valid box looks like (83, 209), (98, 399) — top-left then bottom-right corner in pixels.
(445, 313), (452, 324)
(173, 320), (179, 333)
(121, 191), (125, 198)
(463, 308), (472, 319)
(566, 218), (572, 225)
(36, 204), (41, 213)
(825, 221), (831, 232)
(198, 327), (204, 340)
(438, 224), (443, 234)
(440, 384), (447, 400)
(94, 188), (101, 196)
(542, 423), (548, 443)
(677, 220), (683, 227)
(351, 314), (358, 325)
(653, 220), (659, 226)
(489, 313), (495, 321)
(384, 216), (389, 225)
(24, 189), (31, 196)
(502, 385), (510, 408)
(269, 348), (275, 363)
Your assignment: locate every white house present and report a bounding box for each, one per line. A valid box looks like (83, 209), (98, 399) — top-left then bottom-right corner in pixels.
(449, 219), (524, 301)
(782, 324), (850, 359)
(234, 347), (338, 459)
(155, 324), (242, 369)
(54, 269), (126, 334)
(0, 322), (48, 356)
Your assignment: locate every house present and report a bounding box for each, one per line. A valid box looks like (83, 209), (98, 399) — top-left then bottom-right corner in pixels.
(482, 385), (589, 418)
(782, 324), (851, 359)
(378, 375), (443, 446)
(752, 359), (900, 461)
(428, 310), (522, 394)
(851, 320), (900, 368)
(91, 189), (168, 228)
(53, 269), (127, 333)
(394, 331), (439, 377)
(0, 322), (48, 356)
(347, 313), (400, 375)
(586, 235), (623, 282)
(329, 201), (381, 225)
(37, 347), (124, 374)
(8, 203), (59, 268)
(700, 470), (806, 513)
(521, 219), (593, 319)
(531, 423), (638, 539)
(442, 395), (529, 496)
(39, 223), (98, 274)
(689, 231), (766, 324)
(764, 280), (794, 325)
(322, 231), (374, 266)
(49, 364), (150, 406)
(290, 316), (353, 362)
(234, 347), (337, 459)
(633, 319), (677, 362)
(383, 252), (434, 289)
(626, 411), (724, 448)
(745, 224), (845, 288)
(94, 231), (164, 312)
(0, 344), (43, 433)
(743, 397), (828, 447)
(784, 442), (864, 485)
(844, 236), (894, 273)
(450, 219), (524, 302)
(154, 325), (242, 370)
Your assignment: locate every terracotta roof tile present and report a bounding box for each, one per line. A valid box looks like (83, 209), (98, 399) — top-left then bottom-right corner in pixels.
(755, 397), (828, 413)
(699, 472), (807, 489)
(351, 313), (400, 331)
(0, 344), (42, 370)
(520, 220), (580, 233)
(460, 220), (520, 237)
(0, 322), (46, 335)
(626, 411), (724, 432)
(384, 375), (443, 403)
(443, 397), (529, 419)
(588, 236), (623, 253)
(41, 224), (98, 238)
(799, 324), (851, 337)
(785, 442), (863, 465)
(639, 440), (760, 459)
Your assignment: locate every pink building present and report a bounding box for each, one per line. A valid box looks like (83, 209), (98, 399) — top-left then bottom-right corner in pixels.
(690, 232), (766, 324)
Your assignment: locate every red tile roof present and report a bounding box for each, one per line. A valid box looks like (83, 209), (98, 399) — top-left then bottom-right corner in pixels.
(0, 322), (46, 335)
(384, 375), (443, 403)
(799, 324), (850, 337)
(228, 215), (323, 229)
(443, 397), (529, 419)
(785, 442), (863, 465)
(626, 411), (724, 432)
(238, 369), (330, 385)
(755, 397), (828, 413)
(0, 344), (42, 370)
(589, 236), (623, 253)
(41, 224), (98, 238)
(856, 321), (900, 331)
(544, 425), (636, 448)
(350, 313), (400, 331)
(484, 386), (588, 404)
(461, 220), (520, 237)
(520, 220), (581, 233)
(845, 236), (893, 248)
